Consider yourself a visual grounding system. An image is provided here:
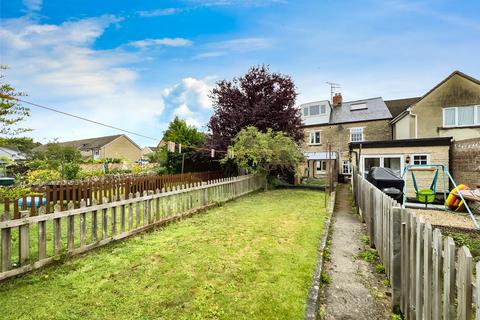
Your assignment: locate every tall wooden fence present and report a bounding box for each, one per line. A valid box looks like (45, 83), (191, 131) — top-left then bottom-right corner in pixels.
(0, 174), (264, 281)
(352, 168), (479, 319)
(3, 171), (224, 220)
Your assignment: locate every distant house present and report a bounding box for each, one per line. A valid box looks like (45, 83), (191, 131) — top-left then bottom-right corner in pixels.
(56, 134), (142, 163)
(0, 146), (26, 161)
(390, 71), (480, 141)
(141, 146), (157, 156)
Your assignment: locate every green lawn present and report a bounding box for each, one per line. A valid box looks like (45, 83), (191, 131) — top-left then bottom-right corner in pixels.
(0, 189), (326, 320)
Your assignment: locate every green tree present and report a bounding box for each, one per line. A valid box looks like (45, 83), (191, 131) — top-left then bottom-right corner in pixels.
(0, 136), (40, 154)
(227, 126), (304, 190)
(162, 117), (207, 173)
(0, 66), (30, 136)
(30, 143), (82, 180)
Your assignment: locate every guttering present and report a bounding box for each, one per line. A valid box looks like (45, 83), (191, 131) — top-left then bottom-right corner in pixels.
(411, 109), (418, 138)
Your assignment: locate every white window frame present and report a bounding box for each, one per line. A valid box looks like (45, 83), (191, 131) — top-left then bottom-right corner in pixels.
(443, 105), (480, 128)
(349, 127), (364, 142)
(412, 154), (430, 165)
(303, 104), (327, 117)
(360, 155), (403, 177)
(316, 160), (327, 174)
(342, 160), (351, 175)
(308, 130), (321, 145)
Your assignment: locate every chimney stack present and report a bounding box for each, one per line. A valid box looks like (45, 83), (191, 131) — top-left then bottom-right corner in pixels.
(332, 93), (343, 107)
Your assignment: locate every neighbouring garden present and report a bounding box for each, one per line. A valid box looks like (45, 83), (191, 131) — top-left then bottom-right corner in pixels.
(0, 189), (327, 320)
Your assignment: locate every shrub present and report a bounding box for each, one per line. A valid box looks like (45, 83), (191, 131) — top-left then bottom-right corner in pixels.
(26, 169), (61, 184)
(0, 186), (32, 200)
(78, 169), (105, 179)
(63, 162), (80, 180)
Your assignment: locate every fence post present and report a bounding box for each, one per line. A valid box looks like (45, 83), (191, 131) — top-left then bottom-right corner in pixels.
(423, 223), (433, 319)
(458, 246), (473, 320)
(443, 236), (456, 319)
(390, 207), (402, 312)
(432, 228), (443, 320)
(368, 187), (376, 248)
(415, 217), (425, 320)
(19, 210), (30, 265)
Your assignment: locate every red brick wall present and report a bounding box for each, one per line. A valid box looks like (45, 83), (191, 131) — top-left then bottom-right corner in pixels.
(450, 138), (480, 188)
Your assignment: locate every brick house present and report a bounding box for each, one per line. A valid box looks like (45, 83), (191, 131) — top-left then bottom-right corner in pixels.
(300, 95), (392, 181)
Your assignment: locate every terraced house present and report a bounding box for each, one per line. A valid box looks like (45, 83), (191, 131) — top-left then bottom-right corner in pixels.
(300, 94), (394, 181)
(300, 70), (480, 188)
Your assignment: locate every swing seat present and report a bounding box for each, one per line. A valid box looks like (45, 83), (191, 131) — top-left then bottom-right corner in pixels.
(416, 188), (435, 203)
(412, 169), (438, 207)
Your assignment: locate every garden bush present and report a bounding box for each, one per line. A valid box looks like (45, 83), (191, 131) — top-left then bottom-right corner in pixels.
(26, 169), (61, 184)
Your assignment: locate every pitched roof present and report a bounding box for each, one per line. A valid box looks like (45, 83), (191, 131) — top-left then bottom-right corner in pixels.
(330, 97), (392, 124)
(385, 97), (421, 118)
(420, 70), (480, 101)
(57, 134), (123, 151)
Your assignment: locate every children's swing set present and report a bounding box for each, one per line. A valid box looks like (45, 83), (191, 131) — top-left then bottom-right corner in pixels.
(402, 163), (480, 230)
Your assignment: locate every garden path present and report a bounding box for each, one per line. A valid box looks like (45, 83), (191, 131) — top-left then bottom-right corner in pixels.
(323, 183), (391, 319)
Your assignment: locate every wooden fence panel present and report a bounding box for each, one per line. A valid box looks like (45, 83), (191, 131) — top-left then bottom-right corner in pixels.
(351, 172), (478, 320)
(0, 175), (262, 281)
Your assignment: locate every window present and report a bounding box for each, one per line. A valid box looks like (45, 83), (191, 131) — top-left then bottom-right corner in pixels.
(309, 131), (321, 145)
(443, 108), (455, 126)
(303, 107), (309, 117)
(342, 160), (351, 175)
(309, 105), (320, 115)
(316, 160), (327, 173)
(412, 154), (429, 165)
(458, 106), (474, 126)
(443, 105), (480, 127)
(303, 104), (327, 117)
(350, 103), (367, 111)
(349, 127), (364, 142)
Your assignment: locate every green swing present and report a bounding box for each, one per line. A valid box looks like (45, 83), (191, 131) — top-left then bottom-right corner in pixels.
(411, 169), (439, 207)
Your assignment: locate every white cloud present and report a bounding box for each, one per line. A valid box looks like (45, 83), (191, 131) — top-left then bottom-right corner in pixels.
(193, 51), (226, 59)
(192, 37), (271, 59)
(137, 8), (184, 17)
(211, 37), (271, 51)
(23, 0), (42, 12)
(128, 38), (193, 48)
(0, 15), (169, 146)
(161, 77), (214, 129)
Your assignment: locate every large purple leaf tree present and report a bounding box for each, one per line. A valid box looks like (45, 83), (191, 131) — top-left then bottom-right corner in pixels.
(207, 65), (302, 152)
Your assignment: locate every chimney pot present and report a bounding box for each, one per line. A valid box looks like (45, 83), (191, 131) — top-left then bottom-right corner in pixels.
(332, 93), (343, 107)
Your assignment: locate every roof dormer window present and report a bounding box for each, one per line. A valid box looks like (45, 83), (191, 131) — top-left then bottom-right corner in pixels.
(303, 104), (326, 117)
(350, 103), (367, 111)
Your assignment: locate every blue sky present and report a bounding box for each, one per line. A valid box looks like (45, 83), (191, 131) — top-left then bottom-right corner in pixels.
(1, 0), (479, 147)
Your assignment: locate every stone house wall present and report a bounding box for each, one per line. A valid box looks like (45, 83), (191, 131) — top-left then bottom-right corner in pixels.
(301, 119), (392, 178)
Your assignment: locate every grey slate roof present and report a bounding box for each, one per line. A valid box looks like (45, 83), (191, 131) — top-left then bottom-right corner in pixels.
(57, 134), (123, 151)
(330, 97), (392, 124)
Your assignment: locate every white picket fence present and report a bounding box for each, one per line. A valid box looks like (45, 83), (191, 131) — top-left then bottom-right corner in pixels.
(352, 169), (479, 319)
(0, 174), (264, 281)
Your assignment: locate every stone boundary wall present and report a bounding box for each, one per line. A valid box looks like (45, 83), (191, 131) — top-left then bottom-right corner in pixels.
(450, 138), (480, 188)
